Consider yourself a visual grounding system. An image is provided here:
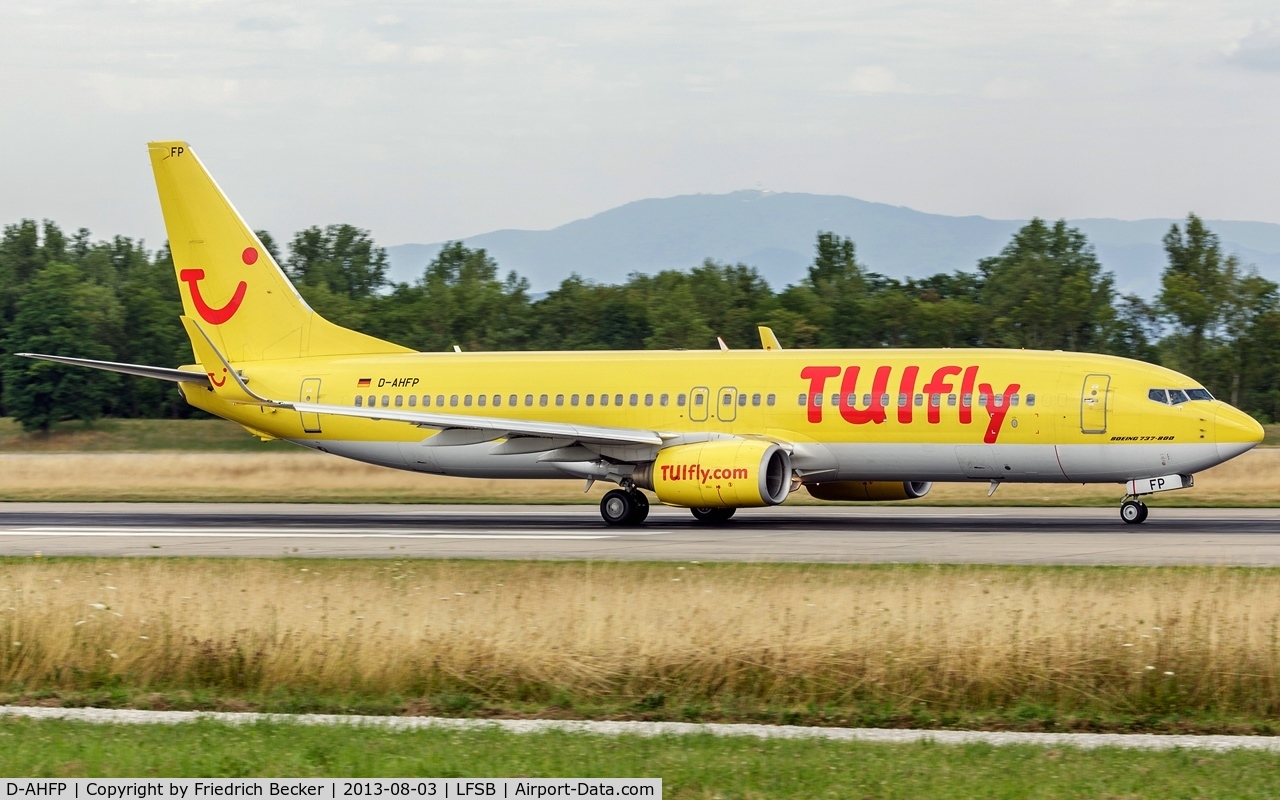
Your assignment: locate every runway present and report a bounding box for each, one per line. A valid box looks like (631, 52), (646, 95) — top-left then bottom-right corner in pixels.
(0, 502), (1278, 564)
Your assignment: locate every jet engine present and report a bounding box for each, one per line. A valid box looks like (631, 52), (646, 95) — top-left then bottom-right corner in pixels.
(634, 440), (792, 508)
(805, 481), (932, 502)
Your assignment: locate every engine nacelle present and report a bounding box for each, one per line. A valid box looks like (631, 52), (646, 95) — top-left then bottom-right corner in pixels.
(806, 481), (932, 502)
(634, 440), (792, 508)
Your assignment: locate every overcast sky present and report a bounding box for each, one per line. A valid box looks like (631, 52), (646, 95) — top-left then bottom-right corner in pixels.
(2, 1), (1279, 250)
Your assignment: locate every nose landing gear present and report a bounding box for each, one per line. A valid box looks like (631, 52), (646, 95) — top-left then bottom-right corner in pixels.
(1120, 498), (1149, 524)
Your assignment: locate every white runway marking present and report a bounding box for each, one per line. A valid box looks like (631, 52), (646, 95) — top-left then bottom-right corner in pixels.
(2, 706), (1278, 752)
(0, 526), (640, 540)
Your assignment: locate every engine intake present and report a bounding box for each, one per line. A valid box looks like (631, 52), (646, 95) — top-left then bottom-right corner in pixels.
(806, 481), (932, 502)
(634, 440), (791, 508)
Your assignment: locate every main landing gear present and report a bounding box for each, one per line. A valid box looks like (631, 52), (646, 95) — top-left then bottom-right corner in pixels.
(600, 488), (650, 526)
(690, 507), (736, 525)
(1120, 498), (1149, 525)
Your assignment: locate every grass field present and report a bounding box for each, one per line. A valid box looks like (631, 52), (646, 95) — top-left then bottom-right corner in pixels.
(3, 718), (1279, 797)
(4, 558), (1280, 734)
(2, 446), (1279, 505)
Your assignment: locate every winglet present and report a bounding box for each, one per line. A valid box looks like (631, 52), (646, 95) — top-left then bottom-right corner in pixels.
(758, 326), (782, 351)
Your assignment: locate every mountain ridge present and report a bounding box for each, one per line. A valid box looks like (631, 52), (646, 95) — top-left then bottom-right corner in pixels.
(384, 190), (1280, 296)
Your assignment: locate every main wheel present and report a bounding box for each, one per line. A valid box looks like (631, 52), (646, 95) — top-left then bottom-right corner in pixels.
(1120, 500), (1147, 524)
(690, 507), (736, 525)
(601, 489), (636, 526)
(630, 491), (650, 524)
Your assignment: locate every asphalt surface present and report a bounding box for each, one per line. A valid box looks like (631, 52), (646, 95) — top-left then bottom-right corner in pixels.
(0, 502), (1277, 564)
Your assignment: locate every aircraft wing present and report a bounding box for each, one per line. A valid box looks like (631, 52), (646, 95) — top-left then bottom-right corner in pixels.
(293, 401), (666, 447)
(15, 353), (210, 384)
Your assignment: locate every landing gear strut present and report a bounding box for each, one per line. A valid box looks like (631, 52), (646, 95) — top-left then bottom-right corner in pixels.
(690, 507), (736, 525)
(1120, 498), (1149, 525)
(600, 488), (649, 526)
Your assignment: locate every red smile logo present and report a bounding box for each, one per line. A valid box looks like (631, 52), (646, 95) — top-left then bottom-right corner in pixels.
(209, 368), (228, 387)
(179, 247), (258, 325)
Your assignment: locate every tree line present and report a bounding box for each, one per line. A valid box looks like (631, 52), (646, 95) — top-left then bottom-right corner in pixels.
(2, 214), (1277, 430)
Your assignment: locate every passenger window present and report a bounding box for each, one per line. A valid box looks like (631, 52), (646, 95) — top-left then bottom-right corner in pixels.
(366, 395), (374, 407)
(630, 394), (639, 406)
(408, 395), (416, 407)
(586, 394), (595, 407)
(1026, 394), (1036, 407)
(738, 393), (747, 406)
(915, 394), (924, 407)
(947, 394), (957, 406)
(962, 393), (972, 408)
(449, 395), (459, 407)
(930, 394), (940, 407)
(571, 394), (580, 406)
(645, 393), (654, 406)
(601, 394), (609, 407)
(540, 394), (549, 407)
(693, 394), (703, 406)
(677, 393), (687, 406)
(1148, 389), (1168, 404)
(995, 393), (1004, 405)
(832, 393), (841, 407)
(509, 394), (517, 407)
(752, 393), (761, 406)
(615, 394), (624, 406)
(898, 393), (907, 408)
(556, 394), (564, 406)
(863, 394), (872, 407)
(813, 393), (823, 407)
(395, 395), (404, 407)
(798, 393), (808, 406)
(766, 393), (776, 406)
(978, 394), (988, 407)
(354, 396), (363, 407)
(725, 393), (734, 405)
(436, 395), (445, 407)
(880, 393), (890, 408)
(525, 394), (534, 406)
(477, 395), (486, 407)
(660, 394), (669, 406)
(382, 395), (391, 407)
(464, 395), (472, 407)
(1010, 394), (1019, 406)
(493, 394), (502, 407)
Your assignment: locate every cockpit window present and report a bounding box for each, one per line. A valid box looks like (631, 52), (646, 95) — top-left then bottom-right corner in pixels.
(1148, 389), (1168, 404)
(1150, 387), (1213, 405)
(1186, 388), (1214, 401)
(1167, 389), (1189, 404)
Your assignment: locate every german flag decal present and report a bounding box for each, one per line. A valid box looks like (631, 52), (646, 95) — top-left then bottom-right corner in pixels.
(357, 378), (371, 387)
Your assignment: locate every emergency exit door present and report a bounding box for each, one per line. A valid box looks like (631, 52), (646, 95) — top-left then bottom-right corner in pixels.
(1080, 374), (1110, 434)
(299, 378), (322, 433)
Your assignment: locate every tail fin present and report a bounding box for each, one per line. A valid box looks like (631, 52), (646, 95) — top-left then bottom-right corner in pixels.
(148, 141), (411, 362)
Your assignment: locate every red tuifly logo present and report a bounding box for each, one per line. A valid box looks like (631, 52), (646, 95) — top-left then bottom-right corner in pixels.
(179, 247), (258, 325)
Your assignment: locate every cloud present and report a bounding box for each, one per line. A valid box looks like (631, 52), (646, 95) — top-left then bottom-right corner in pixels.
(1225, 20), (1280, 72)
(235, 17), (298, 33)
(836, 66), (917, 95)
(982, 76), (1039, 100)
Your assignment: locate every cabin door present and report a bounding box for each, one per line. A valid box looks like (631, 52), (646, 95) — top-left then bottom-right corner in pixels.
(689, 386), (710, 422)
(716, 386), (738, 422)
(1080, 374), (1110, 434)
(299, 378), (322, 434)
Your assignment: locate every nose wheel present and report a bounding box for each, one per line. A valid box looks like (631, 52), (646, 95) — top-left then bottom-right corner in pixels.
(600, 488), (649, 526)
(1120, 499), (1149, 524)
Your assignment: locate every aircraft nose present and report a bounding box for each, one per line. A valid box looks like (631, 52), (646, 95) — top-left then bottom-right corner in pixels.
(1215, 404), (1265, 462)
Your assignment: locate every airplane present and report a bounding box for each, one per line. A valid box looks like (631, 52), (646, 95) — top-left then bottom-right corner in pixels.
(19, 141), (1266, 527)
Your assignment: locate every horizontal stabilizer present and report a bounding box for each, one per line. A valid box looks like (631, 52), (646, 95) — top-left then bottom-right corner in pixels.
(15, 353), (209, 384)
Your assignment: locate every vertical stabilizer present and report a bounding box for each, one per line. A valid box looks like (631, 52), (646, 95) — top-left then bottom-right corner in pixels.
(148, 141), (410, 361)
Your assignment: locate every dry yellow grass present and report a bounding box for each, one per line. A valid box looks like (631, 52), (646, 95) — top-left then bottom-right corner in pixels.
(2, 559), (1280, 717)
(1, 447), (1278, 505)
